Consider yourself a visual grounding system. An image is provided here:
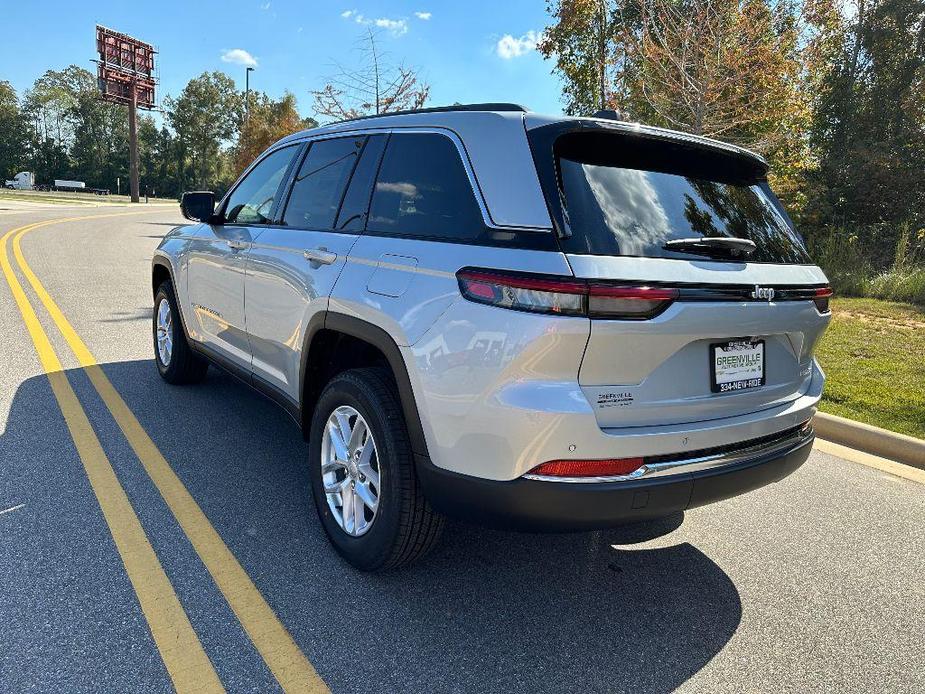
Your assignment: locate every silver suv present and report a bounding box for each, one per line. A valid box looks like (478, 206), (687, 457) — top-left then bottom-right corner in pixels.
(153, 104), (831, 571)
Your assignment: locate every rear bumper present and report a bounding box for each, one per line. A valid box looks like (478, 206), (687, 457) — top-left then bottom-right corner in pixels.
(417, 426), (814, 531)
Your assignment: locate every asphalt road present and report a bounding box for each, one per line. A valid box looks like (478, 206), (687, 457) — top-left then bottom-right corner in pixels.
(1, 206), (923, 693)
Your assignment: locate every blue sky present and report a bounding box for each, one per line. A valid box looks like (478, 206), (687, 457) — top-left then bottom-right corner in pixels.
(2, 1), (565, 122)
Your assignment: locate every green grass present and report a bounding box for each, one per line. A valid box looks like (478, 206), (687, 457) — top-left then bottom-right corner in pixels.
(816, 297), (925, 439)
(0, 190), (80, 205)
(0, 188), (175, 206)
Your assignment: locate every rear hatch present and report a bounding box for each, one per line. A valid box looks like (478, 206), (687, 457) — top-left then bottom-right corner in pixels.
(527, 121), (831, 428)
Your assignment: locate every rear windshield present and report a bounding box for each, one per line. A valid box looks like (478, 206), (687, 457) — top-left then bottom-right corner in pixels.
(554, 132), (811, 264)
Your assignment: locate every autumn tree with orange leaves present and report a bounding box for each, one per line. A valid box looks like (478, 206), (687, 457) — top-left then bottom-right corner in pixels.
(234, 92), (316, 174)
(540, 0), (813, 208)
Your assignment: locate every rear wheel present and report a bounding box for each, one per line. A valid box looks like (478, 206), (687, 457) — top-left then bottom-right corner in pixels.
(309, 368), (443, 571)
(153, 280), (208, 384)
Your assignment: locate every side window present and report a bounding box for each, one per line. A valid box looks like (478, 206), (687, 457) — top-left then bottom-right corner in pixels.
(336, 135), (387, 231)
(282, 137), (363, 229)
(367, 133), (484, 239)
(224, 145), (298, 225)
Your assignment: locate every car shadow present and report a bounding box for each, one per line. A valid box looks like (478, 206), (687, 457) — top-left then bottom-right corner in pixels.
(3, 360), (742, 693)
(98, 309), (151, 323)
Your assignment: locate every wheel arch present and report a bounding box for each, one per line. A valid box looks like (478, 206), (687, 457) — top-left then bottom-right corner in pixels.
(300, 312), (430, 459)
(152, 256), (173, 297)
(152, 255), (195, 345)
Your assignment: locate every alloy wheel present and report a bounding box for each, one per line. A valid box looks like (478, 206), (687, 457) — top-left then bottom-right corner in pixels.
(320, 405), (382, 536)
(156, 297), (173, 366)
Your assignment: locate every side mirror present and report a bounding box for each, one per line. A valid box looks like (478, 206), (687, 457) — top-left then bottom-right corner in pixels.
(180, 191), (217, 223)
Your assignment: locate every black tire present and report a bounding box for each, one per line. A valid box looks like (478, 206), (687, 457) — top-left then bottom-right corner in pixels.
(153, 280), (208, 385)
(309, 367), (444, 571)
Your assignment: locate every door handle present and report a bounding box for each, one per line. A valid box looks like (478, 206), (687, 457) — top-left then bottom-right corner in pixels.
(303, 248), (337, 265)
(226, 239), (248, 251)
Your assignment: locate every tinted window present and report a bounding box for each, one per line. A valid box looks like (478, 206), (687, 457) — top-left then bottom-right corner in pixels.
(224, 145), (298, 225)
(367, 133), (484, 239)
(336, 135), (387, 231)
(556, 134), (810, 264)
(282, 137), (363, 229)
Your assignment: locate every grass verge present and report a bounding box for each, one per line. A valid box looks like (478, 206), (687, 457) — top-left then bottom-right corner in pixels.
(0, 189), (175, 206)
(816, 297), (925, 439)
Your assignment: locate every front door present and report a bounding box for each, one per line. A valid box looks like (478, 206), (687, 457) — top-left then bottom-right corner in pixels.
(185, 144), (299, 369)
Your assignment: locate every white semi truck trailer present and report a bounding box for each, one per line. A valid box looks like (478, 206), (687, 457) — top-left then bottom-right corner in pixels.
(52, 179), (87, 192)
(3, 172), (108, 195)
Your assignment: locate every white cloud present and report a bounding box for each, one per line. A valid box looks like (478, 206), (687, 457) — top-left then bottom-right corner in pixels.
(374, 18), (408, 36)
(496, 30), (540, 59)
(260, 1), (271, 9)
(220, 48), (258, 67)
(377, 181), (419, 197)
(340, 10), (409, 36)
(414, 11), (431, 20)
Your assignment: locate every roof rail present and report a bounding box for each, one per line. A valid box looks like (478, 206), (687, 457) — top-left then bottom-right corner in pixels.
(333, 102), (528, 125)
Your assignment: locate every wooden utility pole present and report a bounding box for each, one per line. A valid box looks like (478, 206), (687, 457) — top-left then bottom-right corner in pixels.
(128, 85), (140, 203)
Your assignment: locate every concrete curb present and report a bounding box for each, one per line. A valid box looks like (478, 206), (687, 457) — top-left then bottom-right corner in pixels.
(813, 412), (925, 471)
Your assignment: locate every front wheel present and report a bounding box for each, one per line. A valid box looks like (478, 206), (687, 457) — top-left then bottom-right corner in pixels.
(153, 280), (208, 384)
(308, 368), (443, 571)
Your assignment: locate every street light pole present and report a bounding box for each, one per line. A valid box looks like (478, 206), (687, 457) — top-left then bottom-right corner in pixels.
(245, 66), (255, 126)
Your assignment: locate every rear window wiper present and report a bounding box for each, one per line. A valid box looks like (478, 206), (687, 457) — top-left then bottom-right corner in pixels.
(662, 237), (756, 258)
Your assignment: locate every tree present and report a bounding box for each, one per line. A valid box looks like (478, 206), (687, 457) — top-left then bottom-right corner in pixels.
(235, 92), (317, 174)
(0, 81), (28, 180)
(23, 65), (139, 190)
(539, 2), (806, 142)
(165, 71), (241, 190)
(22, 67), (87, 182)
(142, 125), (182, 199)
(70, 79), (130, 191)
(539, 0), (633, 115)
(803, 0), (925, 264)
(19, 66), (133, 190)
(625, 0), (803, 148)
(138, 115), (165, 196)
(311, 29), (430, 120)
(540, 1), (814, 211)
(22, 67), (86, 153)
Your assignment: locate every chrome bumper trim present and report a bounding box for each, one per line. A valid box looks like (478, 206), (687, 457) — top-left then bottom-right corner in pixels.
(523, 425), (814, 484)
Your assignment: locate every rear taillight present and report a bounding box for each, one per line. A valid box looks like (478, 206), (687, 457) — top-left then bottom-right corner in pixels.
(587, 285), (679, 318)
(456, 270), (585, 316)
(813, 286), (833, 313)
(456, 269), (677, 320)
(528, 457), (645, 478)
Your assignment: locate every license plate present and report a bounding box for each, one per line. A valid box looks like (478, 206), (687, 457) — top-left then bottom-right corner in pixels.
(711, 339), (765, 393)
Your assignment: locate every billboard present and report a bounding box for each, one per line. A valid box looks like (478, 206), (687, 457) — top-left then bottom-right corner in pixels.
(95, 25), (156, 109)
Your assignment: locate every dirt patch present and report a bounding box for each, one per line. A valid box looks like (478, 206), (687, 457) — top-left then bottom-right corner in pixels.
(835, 309), (925, 330)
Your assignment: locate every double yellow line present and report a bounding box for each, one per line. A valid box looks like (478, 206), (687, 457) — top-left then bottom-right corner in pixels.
(1, 213), (328, 693)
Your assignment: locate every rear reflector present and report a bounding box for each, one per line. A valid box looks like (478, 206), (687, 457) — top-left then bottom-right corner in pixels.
(457, 269), (677, 319)
(813, 286), (833, 313)
(528, 457), (645, 478)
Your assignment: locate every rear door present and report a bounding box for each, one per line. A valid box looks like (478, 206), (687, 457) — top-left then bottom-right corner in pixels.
(244, 134), (384, 401)
(536, 127), (831, 428)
